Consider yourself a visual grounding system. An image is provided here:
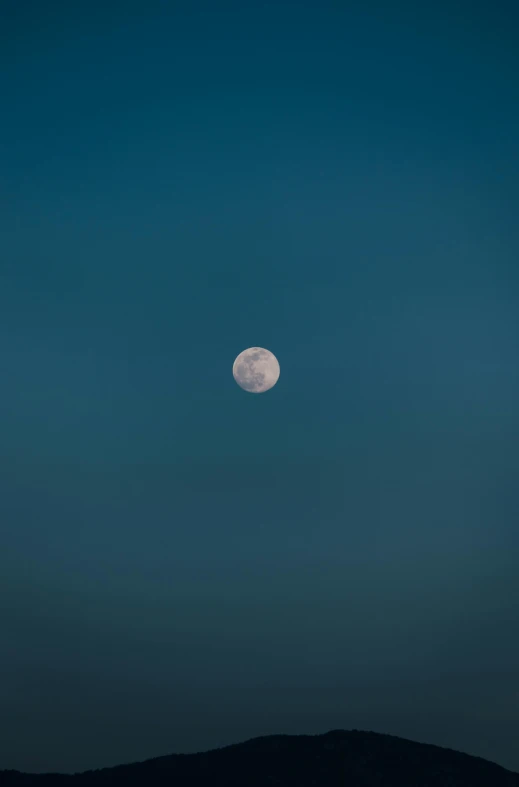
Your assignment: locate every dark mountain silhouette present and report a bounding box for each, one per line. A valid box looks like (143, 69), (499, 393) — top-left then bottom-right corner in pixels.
(1, 729), (518, 786)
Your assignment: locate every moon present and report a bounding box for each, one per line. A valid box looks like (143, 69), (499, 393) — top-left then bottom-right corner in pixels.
(232, 347), (280, 393)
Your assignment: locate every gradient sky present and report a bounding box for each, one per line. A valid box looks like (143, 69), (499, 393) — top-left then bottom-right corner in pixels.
(1, 0), (518, 775)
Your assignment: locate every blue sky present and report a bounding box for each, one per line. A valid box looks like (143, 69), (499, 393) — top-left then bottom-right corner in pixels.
(1, 0), (518, 774)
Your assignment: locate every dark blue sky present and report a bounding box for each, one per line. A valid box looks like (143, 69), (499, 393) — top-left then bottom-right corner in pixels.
(1, 0), (518, 775)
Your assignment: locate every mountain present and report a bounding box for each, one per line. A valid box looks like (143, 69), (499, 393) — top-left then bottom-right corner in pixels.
(1, 729), (518, 786)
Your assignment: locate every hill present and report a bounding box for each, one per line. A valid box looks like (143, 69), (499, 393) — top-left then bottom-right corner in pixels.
(1, 729), (518, 786)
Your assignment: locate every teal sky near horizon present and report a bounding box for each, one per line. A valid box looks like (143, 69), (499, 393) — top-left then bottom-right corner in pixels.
(1, 0), (518, 775)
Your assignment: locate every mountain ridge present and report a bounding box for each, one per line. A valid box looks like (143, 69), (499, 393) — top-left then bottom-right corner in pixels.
(2, 729), (518, 786)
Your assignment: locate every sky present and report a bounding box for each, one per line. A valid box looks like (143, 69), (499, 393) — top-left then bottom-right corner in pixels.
(1, 0), (518, 775)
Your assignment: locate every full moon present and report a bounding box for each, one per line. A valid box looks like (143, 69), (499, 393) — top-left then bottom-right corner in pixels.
(232, 347), (280, 393)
